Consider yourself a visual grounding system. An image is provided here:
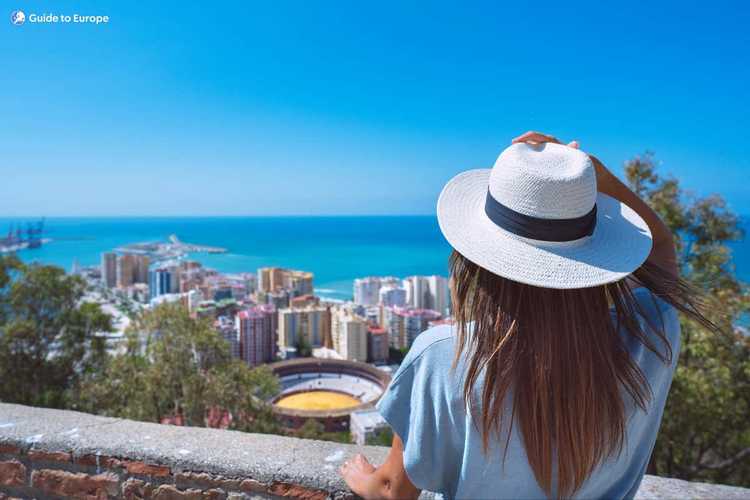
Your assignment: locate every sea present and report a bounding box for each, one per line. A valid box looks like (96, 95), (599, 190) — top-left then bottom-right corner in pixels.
(2, 216), (749, 302)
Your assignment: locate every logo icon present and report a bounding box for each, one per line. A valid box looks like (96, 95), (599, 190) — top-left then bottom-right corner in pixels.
(10, 10), (25, 26)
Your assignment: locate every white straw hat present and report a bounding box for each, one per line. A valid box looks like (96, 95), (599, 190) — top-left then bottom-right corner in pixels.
(437, 142), (653, 289)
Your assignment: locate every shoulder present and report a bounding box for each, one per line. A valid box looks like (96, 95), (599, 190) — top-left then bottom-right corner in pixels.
(388, 324), (456, 385)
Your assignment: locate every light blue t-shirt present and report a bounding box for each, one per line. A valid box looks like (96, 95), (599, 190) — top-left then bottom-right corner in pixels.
(376, 288), (681, 500)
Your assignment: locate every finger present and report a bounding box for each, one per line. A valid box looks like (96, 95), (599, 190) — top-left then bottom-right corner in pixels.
(513, 132), (563, 145)
(567, 141), (580, 149)
(511, 131), (540, 143)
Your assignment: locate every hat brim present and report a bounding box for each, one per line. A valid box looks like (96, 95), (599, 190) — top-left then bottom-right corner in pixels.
(437, 169), (653, 289)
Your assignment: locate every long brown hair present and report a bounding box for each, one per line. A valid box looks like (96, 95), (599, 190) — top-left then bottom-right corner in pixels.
(448, 250), (720, 498)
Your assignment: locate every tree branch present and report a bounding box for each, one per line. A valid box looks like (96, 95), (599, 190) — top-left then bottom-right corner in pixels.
(681, 447), (750, 479)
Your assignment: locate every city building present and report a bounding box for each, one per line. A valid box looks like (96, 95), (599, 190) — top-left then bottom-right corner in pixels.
(403, 275), (448, 315)
(290, 294), (319, 309)
(354, 277), (380, 306)
(278, 305), (331, 350)
(148, 267), (172, 299)
(214, 287), (233, 301)
(352, 276), (397, 306)
(258, 267), (314, 297)
(353, 304), (386, 327)
(184, 289), (202, 312)
(350, 409), (388, 445)
(149, 292), (184, 309)
(428, 275), (448, 316)
(257, 289), (292, 309)
(116, 254), (137, 287)
(214, 316), (240, 359)
(378, 285), (407, 307)
(196, 300), (217, 319)
(258, 267), (285, 293)
(136, 255), (150, 284)
(332, 307), (368, 362)
(180, 277), (199, 293)
(216, 298), (239, 318)
(101, 252), (117, 287)
(385, 306), (442, 349)
(236, 305), (277, 366)
(367, 323), (389, 363)
(241, 273), (258, 294)
(289, 270), (314, 296)
(231, 284), (246, 301)
(167, 263), (181, 293)
(127, 283), (149, 303)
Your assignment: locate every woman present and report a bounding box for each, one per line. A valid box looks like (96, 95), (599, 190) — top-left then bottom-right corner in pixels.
(340, 132), (719, 499)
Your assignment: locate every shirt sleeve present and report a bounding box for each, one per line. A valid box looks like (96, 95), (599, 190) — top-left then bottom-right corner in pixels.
(375, 334), (460, 494)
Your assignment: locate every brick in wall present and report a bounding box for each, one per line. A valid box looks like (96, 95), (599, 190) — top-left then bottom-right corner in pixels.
(0, 445), (21, 456)
(122, 478), (153, 500)
(31, 469), (119, 500)
(269, 481), (329, 500)
(29, 449), (72, 462)
(0, 460), (25, 487)
(151, 484), (204, 499)
(77, 454), (122, 469)
(124, 460), (171, 477)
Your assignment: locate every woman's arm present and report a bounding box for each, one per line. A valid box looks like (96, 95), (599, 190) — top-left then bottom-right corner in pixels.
(512, 131), (678, 277)
(340, 433), (422, 500)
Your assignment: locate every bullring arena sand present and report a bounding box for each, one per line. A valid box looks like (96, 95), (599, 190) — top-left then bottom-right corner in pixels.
(275, 391), (360, 410)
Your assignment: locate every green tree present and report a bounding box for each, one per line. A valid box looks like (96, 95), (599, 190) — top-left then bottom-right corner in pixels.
(77, 302), (280, 432)
(388, 346), (409, 364)
(295, 331), (313, 358)
(623, 153), (750, 486)
(366, 427), (394, 447)
(296, 419), (351, 444)
(0, 255), (111, 408)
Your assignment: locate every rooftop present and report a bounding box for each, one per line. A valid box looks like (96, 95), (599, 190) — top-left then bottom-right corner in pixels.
(350, 409), (386, 430)
(1, 403), (748, 500)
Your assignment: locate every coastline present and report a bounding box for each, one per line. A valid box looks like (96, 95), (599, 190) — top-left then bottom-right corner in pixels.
(1, 216), (455, 302)
(3, 216), (748, 300)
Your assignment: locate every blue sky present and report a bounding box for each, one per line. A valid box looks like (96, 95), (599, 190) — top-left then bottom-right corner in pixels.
(2, 1), (749, 216)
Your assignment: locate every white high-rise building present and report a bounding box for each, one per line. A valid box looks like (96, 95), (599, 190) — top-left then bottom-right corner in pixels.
(353, 276), (402, 306)
(380, 276), (400, 289)
(331, 306), (367, 362)
(185, 289), (203, 312)
(353, 277), (381, 306)
(403, 275), (448, 315)
(403, 276), (429, 309)
(428, 275), (448, 316)
(385, 306), (442, 349)
(101, 252), (117, 287)
(378, 286), (407, 307)
(167, 263), (181, 293)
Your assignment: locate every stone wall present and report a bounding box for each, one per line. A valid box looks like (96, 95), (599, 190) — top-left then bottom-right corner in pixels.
(1, 403), (748, 500)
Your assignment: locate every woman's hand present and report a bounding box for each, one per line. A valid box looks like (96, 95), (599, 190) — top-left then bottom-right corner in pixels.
(339, 435), (421, 500)
(512, 131), (678, 277)
(512, 131), (608, 185)
(512, 131), (580, 149)
(340, 453), (379, 498)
